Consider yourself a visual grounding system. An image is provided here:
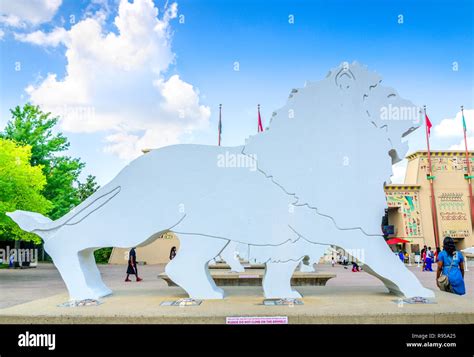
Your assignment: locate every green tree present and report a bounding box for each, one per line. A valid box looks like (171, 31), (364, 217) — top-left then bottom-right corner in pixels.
(79, 176), (108, 263)
(94, 247), (113, 264)
(0, 139), (51, 243)
(2, 104), (69, 167)
(44, 156), (85, 219)
(1, 104), (98, 220)
(77, 174), (100, 202)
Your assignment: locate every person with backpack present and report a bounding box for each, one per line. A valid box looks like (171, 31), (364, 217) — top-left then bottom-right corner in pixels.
(436, 237), (465, 295)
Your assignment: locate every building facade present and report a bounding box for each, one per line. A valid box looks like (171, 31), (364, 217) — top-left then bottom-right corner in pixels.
(384, 150), (474, 253)
(108, 231), (180, 265)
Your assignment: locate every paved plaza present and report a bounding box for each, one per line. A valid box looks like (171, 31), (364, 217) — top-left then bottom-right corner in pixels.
(0, 262), (472, 324)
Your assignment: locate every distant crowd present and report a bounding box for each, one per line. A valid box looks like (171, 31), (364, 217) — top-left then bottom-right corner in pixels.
(331, 237), (466, 296)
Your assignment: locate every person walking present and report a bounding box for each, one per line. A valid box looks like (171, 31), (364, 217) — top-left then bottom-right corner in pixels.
(8, 252), (15, 268)
(424, 247), (433, 272)
(436, 237), (465, 295)
(421, 245), (427, 271)
(331, 256), (336, 267)
(351, 261), (360, 272)
(398, 250), (404, 263)
(125, 247), (142, 282)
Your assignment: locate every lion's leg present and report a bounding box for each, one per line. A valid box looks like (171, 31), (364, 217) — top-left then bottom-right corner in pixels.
(219, 241), (245, 273)
(263, 260), (302, 299)
(293, 207), (434, 298)
(330, 235), (433, 297)
(45, 243), (98, 301)
(78, 249), (112, 298)
(341, 234), (434, 298)
(165, 234), (228, 299)
(299, 244), (328, 272)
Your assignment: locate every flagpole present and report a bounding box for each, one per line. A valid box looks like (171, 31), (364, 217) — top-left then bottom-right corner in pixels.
(258, 104), (260, 133)
(218, 104), (222, 146)
(257, 104), (264, 133)
(461, 105), (474, 227)
(460, 105), (471, 272)
(424, 105), (440, 249)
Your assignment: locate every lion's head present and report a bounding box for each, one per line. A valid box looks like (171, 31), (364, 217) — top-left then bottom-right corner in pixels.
(244, 62), (419, 235)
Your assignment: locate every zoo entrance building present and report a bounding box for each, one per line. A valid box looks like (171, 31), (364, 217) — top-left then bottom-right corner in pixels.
(384, 150), (474, 254)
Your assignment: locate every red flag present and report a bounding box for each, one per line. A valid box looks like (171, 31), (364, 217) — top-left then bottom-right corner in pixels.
(258, 105), (264, 133)
(425, 114), (432, 136)
(424, 107), (440, 248)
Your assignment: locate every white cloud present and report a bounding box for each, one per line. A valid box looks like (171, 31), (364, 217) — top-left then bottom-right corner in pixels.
(0, 28), (4, 40)
(84, 0), (115, 21)
(14, 27), (68, 46)
(23, 0), (210, 161)
(449, 137), (474, 151)
(431, 107), (474, 153)
(389, 109), (474, 184)
(434, 109), (474, 138)
(0, 0), (62, 28)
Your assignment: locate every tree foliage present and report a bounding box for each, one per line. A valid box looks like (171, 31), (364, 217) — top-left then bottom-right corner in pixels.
(44, 156), (85, 219)
(0, 139), (51, 243)
(2, 104), (69, 167)
(1, 104), (98, 221)
(94, 247), (113, 264)
(77, 175), (100, 202)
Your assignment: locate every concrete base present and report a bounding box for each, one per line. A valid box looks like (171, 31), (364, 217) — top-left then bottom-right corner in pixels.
(159, 271), (336, 287)
(0, 286), (472, 324)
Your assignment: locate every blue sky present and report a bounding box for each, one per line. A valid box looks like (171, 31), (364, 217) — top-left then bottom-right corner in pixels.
(0, 0), (473, 184)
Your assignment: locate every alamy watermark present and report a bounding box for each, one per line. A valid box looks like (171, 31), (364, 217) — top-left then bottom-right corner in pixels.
(217, 152), (257, 171)
(332, 247), (366, 263)
(50, 104), (96, 122)
(18, 331), (55, 350)
(0, 247), (38, 264)
(380, 104), (421, 124)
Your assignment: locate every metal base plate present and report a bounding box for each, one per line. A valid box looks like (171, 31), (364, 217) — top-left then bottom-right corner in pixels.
(160, 298), (202, 307)
(393, 297), (437, 305)
(263, 298), (303, 306)
(58, 299), (102, 307)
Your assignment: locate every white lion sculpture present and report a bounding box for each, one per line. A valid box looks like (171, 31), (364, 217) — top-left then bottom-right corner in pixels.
(7, 62), (434, 301)
(219, 240), (329, 298)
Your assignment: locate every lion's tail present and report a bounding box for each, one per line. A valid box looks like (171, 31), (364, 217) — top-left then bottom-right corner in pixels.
(6, 211), (57, 240)
(7, 186), (122, 242)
